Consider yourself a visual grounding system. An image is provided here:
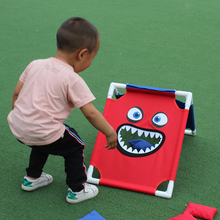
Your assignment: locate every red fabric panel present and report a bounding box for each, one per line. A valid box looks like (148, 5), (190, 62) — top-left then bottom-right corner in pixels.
(100, 178), (155, 195)
(90, 88), (189, 194)
(185, 202), (218, 220)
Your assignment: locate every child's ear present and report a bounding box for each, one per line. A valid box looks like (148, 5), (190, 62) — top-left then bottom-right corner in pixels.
(78, 48), (88, 61)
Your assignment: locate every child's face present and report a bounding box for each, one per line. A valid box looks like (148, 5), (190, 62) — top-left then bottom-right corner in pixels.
(77, 37), (100, 73)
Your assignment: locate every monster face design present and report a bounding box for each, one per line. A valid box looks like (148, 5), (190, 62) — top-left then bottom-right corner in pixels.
(117, 107), (168, 157)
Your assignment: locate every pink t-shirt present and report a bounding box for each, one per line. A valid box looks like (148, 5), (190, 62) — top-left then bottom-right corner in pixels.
(7, 57), (95, 146)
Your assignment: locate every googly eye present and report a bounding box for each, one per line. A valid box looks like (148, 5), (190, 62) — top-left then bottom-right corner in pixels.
(152, 112), (168, 127)
(127, 107), (143, 123)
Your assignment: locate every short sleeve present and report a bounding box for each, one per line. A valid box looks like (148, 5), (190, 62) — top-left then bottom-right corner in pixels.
(19, 61), (36, 83)
(67, 77), (96, 109)
(19, 69), (27, 83)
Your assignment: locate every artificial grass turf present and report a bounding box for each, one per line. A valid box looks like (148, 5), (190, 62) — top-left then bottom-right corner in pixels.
(0, 0), (219, 219)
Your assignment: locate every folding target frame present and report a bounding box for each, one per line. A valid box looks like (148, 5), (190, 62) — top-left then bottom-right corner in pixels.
(87, 82), (196, 198)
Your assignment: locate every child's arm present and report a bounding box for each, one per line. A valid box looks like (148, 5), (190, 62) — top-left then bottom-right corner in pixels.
(80, 102), (118, 150)
(12, 80), (23, 109)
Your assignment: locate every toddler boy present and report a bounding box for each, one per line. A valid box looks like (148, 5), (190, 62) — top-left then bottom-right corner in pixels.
(7, 17), (118, 204)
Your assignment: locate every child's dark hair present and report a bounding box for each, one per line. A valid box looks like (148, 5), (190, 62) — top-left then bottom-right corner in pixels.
(57, 17), (99, 53)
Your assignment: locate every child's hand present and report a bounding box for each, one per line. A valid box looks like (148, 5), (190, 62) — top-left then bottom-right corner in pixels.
(105, 130), (118, 150)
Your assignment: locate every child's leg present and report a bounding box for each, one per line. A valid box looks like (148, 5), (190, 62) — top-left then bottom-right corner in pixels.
(62, 125), (98, 203)
(61, 125), (87, 192)
(26, 148), (49, 178)
(25, 125), (87, 191)
(22, 148), (52, 191)
(21, 124), (97, 202)
(64, 144), (87, 192)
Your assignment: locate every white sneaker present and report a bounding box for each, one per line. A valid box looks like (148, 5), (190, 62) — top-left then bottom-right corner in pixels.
(66, 183), (99, 204)
(21, 172), (53, 191)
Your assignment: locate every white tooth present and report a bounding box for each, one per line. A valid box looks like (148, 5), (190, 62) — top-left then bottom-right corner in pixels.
(131, 127), (136, 134)
(118, 137), (122, 142)
(145, 148), (150, 153)
(127, 147), (133, 152)
(151, 146), (155, 151)
(139, 149), (145, 153)
(155, 143), (159, 148)
(138, 130), (143, 137)
(133, 149), (138, 153)
(125, 126), (130, 131)
(123, 145), (127, 150)
(155, 133), (160, 138)
(120, 141), (125, 147)
(144, 131), (149, 137)
(150, 132), (155, 138)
